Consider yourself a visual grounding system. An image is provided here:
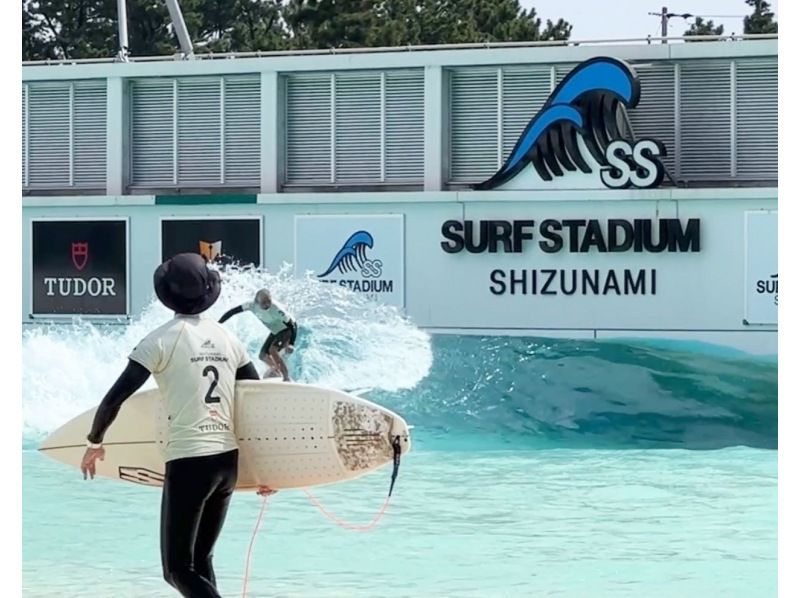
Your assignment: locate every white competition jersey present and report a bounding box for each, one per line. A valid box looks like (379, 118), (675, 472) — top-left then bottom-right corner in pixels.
(243, 300), (293, 334)
(129, 314), (250, 462)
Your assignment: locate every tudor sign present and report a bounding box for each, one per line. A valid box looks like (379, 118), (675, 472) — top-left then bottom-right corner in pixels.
(31, 219), (128, 316)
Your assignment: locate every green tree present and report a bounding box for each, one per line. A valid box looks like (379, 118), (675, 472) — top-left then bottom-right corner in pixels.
(288, 0), (572, 50)
(124, 0), (176, 57)
(224, 0), (287, 52)
(683, 16), (724, 41)
(743, 0), (778, 34)
(23, 0), (118, 60)
(283, 0), (375, 49)
(22, 3), (47, 61)
(22, 0), (571, 60)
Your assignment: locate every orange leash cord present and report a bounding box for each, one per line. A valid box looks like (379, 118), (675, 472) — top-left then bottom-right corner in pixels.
(241, 436), (403, 596)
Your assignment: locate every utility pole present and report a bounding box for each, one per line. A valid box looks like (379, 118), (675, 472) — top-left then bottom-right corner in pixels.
(116, 0), (129, 61)
(648, 7), (694, 44)
(164, 0), (195, 59)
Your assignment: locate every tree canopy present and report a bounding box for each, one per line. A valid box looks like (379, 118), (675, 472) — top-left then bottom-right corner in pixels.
(23, 0), (572, 61)
(743, 0), (777, 34)
(683, 16), (724, 40)
(683, 0), (778, 40)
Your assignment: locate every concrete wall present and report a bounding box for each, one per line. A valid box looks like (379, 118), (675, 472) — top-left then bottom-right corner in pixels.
(22, 187), (778, 356)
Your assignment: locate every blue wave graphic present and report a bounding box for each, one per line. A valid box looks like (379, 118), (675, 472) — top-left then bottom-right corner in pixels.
(317, 231), (374, 278)
(550, 59), (638, 106)
(498, 104), (584, 184)
(476, 57), (642, 190)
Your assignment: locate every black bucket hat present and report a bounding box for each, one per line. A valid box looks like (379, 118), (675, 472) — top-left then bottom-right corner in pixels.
(153, 253), (221, 315)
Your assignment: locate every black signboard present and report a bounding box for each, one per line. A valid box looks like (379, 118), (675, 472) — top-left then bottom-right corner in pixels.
(161, 218), (262, 267)
(32, 219), (128, 316)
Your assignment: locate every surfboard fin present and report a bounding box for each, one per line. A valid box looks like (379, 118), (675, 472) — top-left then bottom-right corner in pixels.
(388, 435), (402, 497)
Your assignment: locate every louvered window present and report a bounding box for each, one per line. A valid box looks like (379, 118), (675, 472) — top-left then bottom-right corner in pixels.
(178, 78), (221, 184)
(130, 79), (175, 186)
(130, 75), (260, 188)
(23, 80), (107, 190)
(553, 63), (577, 86)
(678, 61), (732, 180)
(448, 68), (497, 184)
(735, 58), (777, 180)
(224, 77), (261, 184)
(385, 71), (425, 182)
(284, 69), (424, 186)
(501, 67), (552, 163)
(285, 74), (331, 184)
(448, 65), (552, 184)
(626, 63), (677, 176)
(335, 73), (381, 182)
(21, 85), (27, 188)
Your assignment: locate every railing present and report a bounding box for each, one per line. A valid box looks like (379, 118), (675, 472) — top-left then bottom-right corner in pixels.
(22, 34), (778, 67)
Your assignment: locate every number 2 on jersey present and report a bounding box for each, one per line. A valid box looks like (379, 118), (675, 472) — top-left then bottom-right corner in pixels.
(203, 365), (221, 404)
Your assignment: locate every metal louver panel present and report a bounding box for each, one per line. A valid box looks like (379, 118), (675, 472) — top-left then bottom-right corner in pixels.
(28, 83), (70, 187)
(385, 70), (424, 182)
(286, 74), (331, 184)
(224, 76), (261, 185)
(501, 66), (551, 162)
(177, 78), (221, 185)
(679, 62), (731, 179)
(334, 72), (381, 182)
(73, 81), (107, 188)
(736, 59), (777, 180)
(554, 63), (577, 86)
(449, 67), (498, 184)
(131, 79), (175, 186)
(22, 85), (27, 188)
(627, 64), (676, 175)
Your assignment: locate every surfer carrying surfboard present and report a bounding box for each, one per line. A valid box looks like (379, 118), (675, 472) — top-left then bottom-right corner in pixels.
(218, 288), (298, 382)
(79, 253), (275, 598)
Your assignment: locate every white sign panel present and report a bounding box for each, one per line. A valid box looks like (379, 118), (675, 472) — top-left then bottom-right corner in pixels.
(744, 211), (778, 325)
(294, 214), (405, 308)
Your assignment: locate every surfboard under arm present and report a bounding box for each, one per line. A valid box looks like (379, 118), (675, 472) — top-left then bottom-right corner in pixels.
(38, 381), (410, 491)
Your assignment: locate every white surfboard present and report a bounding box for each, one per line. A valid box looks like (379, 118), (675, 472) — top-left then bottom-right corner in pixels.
(39, 380), (411, 491)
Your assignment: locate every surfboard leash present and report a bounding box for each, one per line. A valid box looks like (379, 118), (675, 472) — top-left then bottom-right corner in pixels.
(303, 434), (403, 531)
(241, 436), (403, 596)
(241, 493), (269, 598)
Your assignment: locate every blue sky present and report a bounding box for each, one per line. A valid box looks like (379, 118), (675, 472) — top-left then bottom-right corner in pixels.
(520, 0), (779, 41)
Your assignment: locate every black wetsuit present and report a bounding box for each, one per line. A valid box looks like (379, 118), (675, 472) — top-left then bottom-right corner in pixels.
(161, 449), (239, 596)
(259, 319), (298, 359)
(88, 359), (260, 598)
(219, 305), (298, 359)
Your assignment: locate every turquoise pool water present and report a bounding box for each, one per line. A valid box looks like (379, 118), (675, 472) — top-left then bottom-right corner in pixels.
(22, 269), (777, 597)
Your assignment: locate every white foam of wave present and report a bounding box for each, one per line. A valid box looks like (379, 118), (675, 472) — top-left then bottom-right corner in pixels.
(22, 265), (432, 438)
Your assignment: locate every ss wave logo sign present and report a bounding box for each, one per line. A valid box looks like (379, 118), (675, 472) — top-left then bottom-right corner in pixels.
(474, 57), (666, 191)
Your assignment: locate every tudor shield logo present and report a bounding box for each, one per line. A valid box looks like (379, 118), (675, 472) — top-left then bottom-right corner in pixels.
(71, 242), (89, 271)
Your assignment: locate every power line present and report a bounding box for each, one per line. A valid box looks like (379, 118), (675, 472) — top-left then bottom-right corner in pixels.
(647, 7), (744, 43)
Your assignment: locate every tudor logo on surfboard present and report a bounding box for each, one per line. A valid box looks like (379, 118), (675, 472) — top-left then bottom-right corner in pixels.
(32, 219), (128, 316)
(294, 215), (405, 308)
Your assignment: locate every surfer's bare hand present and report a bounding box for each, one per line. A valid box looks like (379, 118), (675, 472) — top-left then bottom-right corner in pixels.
(80, 447), (105, 480)
(257, 486), (277, 497)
